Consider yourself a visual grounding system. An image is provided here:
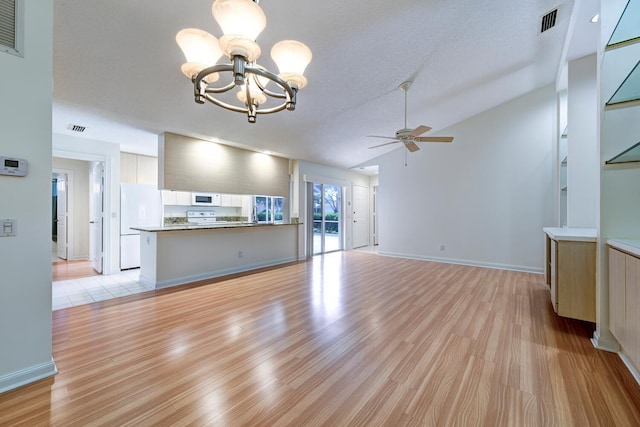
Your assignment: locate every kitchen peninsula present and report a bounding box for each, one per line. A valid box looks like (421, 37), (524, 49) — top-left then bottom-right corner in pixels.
(133, 222), (300, 289)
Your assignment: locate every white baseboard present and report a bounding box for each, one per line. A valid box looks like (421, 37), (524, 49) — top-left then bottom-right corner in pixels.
(619, 352), (640, 386)
(591, 330), (620, 353)
(377, 251), (544, 274)
(0, 359), (58, 394)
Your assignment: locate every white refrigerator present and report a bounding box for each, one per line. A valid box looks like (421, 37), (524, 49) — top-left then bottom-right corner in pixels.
(120, 183), (163, 270)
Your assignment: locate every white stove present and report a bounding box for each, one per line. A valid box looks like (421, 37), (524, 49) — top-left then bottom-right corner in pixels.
(187, 210), (218, 225)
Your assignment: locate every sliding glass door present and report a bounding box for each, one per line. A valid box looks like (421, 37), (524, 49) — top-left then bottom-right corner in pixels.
(312, 183), (342, 255)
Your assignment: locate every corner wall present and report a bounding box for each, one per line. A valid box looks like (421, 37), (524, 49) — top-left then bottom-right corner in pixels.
(377, 85), (557, 272)
(0, 2), (57, 393)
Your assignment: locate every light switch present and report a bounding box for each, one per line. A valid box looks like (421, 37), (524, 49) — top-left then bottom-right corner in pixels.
(0, 219), (16, 237)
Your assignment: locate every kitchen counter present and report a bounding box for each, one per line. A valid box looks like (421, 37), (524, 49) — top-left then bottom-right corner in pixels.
(132, 222), (299, 232)
(607, 239), (640, 258)
(137, 222), (302, 289)
(543, 227), (597, 242)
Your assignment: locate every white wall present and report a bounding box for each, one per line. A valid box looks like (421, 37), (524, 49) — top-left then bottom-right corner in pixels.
(53, 133), (121, 274)
(0, 2), (57, 392)
(567, 54), (599, 228)
(377, 85), (557, 272)
(53, 157), (90, 259)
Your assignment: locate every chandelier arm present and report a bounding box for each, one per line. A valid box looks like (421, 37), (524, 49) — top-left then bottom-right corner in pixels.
(192, 60), (298, 118)
(245, 65), (294, 100)
(203, 93), (250, 114)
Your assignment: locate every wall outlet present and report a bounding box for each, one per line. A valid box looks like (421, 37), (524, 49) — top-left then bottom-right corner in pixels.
(440, 245), (445, 251)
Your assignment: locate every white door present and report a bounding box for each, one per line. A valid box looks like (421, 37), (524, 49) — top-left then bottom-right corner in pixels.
(90, 162), (104, 274)
(352, 185), (369, 248)
(56, 176), (68, 260)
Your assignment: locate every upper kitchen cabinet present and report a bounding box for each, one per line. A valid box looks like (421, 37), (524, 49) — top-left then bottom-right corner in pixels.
(120, 153), (158, 186)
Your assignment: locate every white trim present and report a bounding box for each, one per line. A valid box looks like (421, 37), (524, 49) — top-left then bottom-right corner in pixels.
(0, 359), (57, 394)
(590, 329), (620, 353)
(377, 251), (544, 274)
(618, 352), (640, 386)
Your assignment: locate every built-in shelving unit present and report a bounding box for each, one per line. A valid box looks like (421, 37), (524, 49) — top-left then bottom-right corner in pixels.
(606, 60), (640, 107)
(606, 0), (640, 50)
(605, 0), (640, 108)
(606, 141), (640, 164)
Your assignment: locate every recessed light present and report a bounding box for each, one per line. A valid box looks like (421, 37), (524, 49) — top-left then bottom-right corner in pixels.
(590, 14), (599, 23)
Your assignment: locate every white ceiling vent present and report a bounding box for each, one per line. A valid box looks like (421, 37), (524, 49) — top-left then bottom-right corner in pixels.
(540, 8), (558, 33)
(0, 0), (24, 57)
(68, 124), (87, 133)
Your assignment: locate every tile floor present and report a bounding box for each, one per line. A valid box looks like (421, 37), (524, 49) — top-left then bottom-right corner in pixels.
(52, 269), (153, 311)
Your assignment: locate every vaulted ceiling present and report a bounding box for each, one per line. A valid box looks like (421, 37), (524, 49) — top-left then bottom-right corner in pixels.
(52, 0), (597, 169)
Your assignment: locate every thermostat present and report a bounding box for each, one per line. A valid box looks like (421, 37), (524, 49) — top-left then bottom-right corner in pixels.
(0, 156), (28, 177)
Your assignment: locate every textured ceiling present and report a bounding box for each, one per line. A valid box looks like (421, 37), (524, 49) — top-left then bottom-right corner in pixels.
(52, 0), (594, 169)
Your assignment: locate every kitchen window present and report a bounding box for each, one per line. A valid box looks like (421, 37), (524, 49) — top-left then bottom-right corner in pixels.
(254, 196), (283, 223)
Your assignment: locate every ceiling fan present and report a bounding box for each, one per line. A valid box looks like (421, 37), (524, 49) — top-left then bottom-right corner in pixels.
(368, 81), (453, 153)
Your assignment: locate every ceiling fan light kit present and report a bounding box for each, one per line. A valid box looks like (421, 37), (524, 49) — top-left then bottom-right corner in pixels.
(176, 0), (312, 123)
(368, 81), (454, 152)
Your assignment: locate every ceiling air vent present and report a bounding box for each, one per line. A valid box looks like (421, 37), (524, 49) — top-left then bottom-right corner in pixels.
(68, 124), (87, 133)
(540, 8), (558, 33)
(0, 0), (23, 57)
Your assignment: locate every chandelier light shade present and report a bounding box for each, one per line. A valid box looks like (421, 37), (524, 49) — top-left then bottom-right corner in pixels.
(271, 40), (312, 90)
(176, 0), (312, 123)
(175, 29), (223, 81)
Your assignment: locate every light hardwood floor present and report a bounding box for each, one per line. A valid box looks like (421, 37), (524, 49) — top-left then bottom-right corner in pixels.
(2, 252), (640, 425)
(52, 259), (99, 281)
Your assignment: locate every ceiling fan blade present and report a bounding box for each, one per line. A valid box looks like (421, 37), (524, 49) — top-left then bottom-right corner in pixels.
(367, 135), (399, 140)
(414, 136), (454, 143)
(369, 140), (400, 149)
(404, 141), (421, 152)
(409, 125), (432, 137)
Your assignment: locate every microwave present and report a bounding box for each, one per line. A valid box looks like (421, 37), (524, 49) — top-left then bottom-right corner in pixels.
(191, 193), (221, 206)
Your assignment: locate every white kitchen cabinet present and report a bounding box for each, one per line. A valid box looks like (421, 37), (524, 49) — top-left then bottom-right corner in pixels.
(136, 155), (158, 185)
(120, 152), (138, 183)
(220, 194), (245, 207)
(120, 152), (158, 185)
(161, 190), (191, 206)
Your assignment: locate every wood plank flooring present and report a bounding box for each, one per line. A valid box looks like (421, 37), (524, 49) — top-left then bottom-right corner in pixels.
(52, 260), (99, 281)
(2, 251), (640, 426)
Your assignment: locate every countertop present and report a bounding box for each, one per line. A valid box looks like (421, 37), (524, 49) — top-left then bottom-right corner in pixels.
(607, 239), (640, 258)
(543, 227), (597, 242)
(132, 222), (300, 233)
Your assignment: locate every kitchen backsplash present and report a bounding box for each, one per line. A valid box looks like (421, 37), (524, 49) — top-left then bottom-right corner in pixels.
(164, 216), (248, 225)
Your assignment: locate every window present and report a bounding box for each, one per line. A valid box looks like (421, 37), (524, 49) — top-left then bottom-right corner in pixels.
(254, 195), (284, 223)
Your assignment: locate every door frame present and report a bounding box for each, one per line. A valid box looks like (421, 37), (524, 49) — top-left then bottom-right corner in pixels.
(52, 168), (74, 260)
(53, 149), (112, 274)
(307, 181), (345, 255)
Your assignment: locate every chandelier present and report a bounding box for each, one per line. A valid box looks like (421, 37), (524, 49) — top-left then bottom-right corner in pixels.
(176, 0), (312, 123)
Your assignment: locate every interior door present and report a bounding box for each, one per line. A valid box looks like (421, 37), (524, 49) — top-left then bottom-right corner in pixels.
(56, 176), (68, 260)
(352, 184), (369, 248)
(90, 162), (104, 274)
